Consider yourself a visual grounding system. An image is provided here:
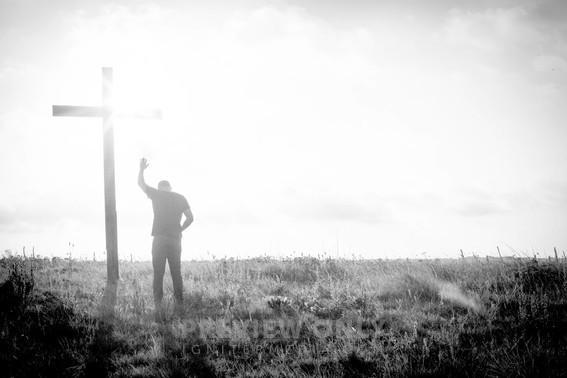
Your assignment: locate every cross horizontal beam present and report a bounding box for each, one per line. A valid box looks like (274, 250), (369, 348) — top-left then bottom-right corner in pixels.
(53, 105), (163, 119)
(53, 105), (103, 117)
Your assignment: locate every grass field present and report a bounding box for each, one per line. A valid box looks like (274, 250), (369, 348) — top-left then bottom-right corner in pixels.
(1, 254), (566, 377)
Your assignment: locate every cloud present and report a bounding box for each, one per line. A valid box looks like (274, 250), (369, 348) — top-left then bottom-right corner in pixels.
(60, 3), (174, 71)
(529, 0), (567, 26)
(447, 179), (567, 218)
(0, 59), (33, 82)
(224, 4), (372, 51)
(543, 84), (562, 98)
(443, 183), (508, 217)
(0, 204), (15, 226)
(438, 4), (567, 108)
(198, 206), (266, 226)
(454, 199), (508, 218)
(283, 191), (391, 224)
(225, 6), (325, 41)
(440, 2), (566, 78)
(533, 54), (567, 71)
(0, 191), (101, 233)
(66, 3), (167, 42)
(533, 178), (567, 208)
(442, 7), (543, 52)
(0, 108), (105, 235)
(531, 54), (567, 94)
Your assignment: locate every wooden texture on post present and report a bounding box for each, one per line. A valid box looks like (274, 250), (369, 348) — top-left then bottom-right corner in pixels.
(102, 67), (119, 284)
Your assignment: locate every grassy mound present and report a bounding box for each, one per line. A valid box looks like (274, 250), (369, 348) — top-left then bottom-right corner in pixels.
(1, 255), (566, 377)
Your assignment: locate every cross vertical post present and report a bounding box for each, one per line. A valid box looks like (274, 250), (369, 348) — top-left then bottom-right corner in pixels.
(53, 67), (162, 285)
(102, 67), (119, 283)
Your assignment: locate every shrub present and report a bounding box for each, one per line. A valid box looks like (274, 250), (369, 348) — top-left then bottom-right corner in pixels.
(0, 257), (98, 377)
(0, 257), (35, 317)
(515, 259), (565, 294)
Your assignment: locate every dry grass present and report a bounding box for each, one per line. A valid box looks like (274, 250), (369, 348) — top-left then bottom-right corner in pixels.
(1, 254), (566, 377)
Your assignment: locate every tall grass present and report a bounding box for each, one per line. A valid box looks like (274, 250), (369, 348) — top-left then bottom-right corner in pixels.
(1, 255), (566, 377)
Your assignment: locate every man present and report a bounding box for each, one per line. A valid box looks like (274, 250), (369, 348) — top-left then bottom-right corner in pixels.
(138, 157), (193, 315)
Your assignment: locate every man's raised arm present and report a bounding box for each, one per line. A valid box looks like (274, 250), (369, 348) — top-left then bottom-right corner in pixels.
(138, 158), (149, 194)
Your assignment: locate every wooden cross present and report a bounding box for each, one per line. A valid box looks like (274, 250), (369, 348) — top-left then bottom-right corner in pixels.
(53, 67), (162, 284)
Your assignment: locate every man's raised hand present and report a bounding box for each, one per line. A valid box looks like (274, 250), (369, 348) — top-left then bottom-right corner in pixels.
(140, 157), (149, 171)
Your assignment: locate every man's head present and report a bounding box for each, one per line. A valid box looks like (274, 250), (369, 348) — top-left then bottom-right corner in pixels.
(158, 180), (172, 192)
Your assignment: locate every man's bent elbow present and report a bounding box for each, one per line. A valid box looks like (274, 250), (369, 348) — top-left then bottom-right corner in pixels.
(181, 214), (193, 231)
(183, 210), (194, 228)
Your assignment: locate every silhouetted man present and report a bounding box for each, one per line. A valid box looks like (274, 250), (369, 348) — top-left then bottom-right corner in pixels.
(138, 158), (193, 317)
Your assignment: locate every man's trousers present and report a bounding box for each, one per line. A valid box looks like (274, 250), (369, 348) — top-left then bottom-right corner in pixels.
(152, 235), (183, 303)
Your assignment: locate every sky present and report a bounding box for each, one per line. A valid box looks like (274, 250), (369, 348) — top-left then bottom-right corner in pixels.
(1, 0), (566, 260)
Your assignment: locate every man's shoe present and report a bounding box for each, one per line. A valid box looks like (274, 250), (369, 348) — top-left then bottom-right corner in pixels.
(174, 301), (185, 317)
(155, 301), (166, 322)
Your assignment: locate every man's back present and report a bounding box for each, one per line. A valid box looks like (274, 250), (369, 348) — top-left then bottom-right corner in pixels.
(146, 187), (190, 238)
